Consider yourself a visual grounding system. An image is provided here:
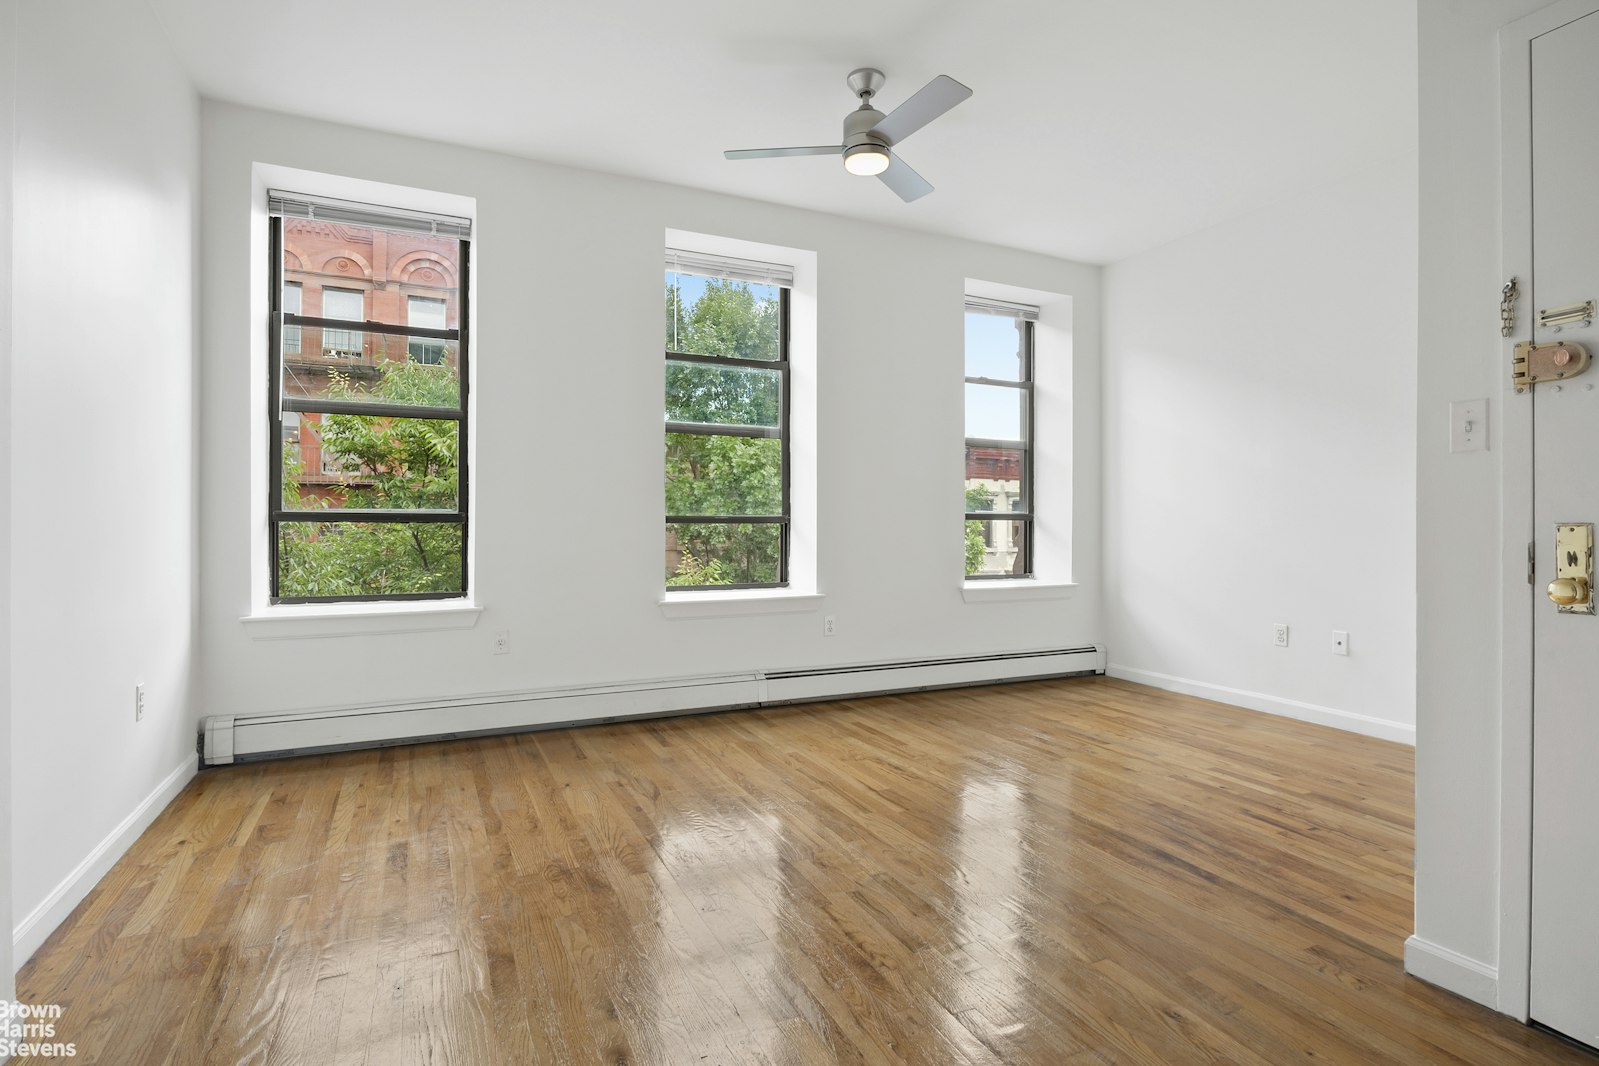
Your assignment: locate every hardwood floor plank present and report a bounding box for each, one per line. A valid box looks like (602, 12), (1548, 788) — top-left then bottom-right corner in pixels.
(16, 677), (1595, 1064)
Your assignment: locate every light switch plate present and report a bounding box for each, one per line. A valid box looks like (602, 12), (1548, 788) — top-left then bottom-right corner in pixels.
(1449, 399), (1487, 453)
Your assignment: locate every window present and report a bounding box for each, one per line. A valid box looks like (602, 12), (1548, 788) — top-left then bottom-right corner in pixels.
(964, 297), (1037, 578)
(407, 296), (448, 365)
(281, 411), (301, 466)
(269, 190), (471, 602)
(321, 287), (364, 358)
(282, 282), (302, 355)
(664, 249), (792, 589)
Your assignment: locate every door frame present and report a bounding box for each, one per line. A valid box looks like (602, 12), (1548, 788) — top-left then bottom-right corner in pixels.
(1496, 0), (1599, 1022)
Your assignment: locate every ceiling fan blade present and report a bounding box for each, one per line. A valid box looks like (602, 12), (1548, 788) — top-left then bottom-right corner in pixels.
(877, 153), (933, 202)
(724, 145), (843, 160)
(870, 75), (972, 145)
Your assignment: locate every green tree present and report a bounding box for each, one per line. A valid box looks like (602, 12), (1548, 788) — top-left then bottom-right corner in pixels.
(664, 277), (784, 585)
(964, 486), (994, 575)
(277, 357), (463, 597)
(666, 278), (779, 363)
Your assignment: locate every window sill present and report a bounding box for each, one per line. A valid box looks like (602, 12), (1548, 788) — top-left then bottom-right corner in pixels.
(659, 590), (823, 619)
(241, 600), (483, 639)
(960, 580), (1077, 604)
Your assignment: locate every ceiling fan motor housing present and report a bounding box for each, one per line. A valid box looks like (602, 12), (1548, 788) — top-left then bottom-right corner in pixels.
(843, 107), (890, 150)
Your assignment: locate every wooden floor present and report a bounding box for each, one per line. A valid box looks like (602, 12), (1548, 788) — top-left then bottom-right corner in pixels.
(17, 677), (1594, 1064)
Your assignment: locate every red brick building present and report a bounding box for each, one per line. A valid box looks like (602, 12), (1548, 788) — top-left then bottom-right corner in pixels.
(280, 218), (462, 503)
(964, 446), (1022, 484)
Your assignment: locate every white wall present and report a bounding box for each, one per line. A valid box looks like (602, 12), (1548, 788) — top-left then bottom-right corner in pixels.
(8, 0), (199, 964)
(1102, 153), (1420, 744)
(0, 0), (16, 1006)
(198, 104), (1102, 723)
(1409, 0), (1554, 1010)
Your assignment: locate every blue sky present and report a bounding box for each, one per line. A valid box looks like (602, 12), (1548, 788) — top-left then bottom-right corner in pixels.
(965, 313), (1026, 441)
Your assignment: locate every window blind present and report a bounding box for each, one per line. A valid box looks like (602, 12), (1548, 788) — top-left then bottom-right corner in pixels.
(964, 295), (1040, 321)
(268, 190), (472, 240)
(666, 248), (794, 288)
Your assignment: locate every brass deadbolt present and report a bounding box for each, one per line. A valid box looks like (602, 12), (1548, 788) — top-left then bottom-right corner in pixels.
(1548, 576), (1591, 607)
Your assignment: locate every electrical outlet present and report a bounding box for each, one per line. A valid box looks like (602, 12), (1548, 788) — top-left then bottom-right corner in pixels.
(135, 683), (146, 722)
(1332, 630), (1350, 656)
(1274, 623), (1289, 648)
(824, 615), (837, 636)
(493, 631), (510, 655)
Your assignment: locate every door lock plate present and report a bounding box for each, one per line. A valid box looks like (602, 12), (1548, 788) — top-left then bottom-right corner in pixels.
(1550, 523), (1594, 614)
(1513, 340), (1591, 393)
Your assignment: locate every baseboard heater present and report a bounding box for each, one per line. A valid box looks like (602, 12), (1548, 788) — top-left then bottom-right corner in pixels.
(199, 645), (1104, 766)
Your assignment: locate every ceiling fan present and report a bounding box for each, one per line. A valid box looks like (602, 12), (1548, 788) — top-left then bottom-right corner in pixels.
(724, 68), (973, 203)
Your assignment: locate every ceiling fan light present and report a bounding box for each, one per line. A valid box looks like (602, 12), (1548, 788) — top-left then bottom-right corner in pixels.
(843, 144), (891, 176)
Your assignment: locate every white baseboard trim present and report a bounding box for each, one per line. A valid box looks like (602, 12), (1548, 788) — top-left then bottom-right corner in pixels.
(1404, 935), (1499, 1009)
(12, 756), (197, 966)
(1105, 665), (1416, 745)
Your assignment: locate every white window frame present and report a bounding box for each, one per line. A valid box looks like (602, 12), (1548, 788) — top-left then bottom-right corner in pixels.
(961, 279), (1076, 601)
(660, 229), (819, 614)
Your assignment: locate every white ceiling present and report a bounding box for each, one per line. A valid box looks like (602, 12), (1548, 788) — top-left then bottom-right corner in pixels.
(145, 0), (1417, 265)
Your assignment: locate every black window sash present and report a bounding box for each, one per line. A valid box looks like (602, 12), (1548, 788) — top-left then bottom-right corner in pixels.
(964, 317), (1035, 579)
(268, 216), (471, 603)
(664, 286), (790, 590)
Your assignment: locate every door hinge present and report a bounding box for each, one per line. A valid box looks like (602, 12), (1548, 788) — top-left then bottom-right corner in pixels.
(1502, 277), (1520, 338)
(1529, 540), (1537, 586)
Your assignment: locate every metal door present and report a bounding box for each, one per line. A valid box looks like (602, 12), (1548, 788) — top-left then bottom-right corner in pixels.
(1529, 6), (1599, 1046)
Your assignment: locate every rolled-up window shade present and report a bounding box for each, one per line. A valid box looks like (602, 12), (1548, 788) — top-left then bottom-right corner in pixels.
(964, 296), (1040, 321)
(666, 248), (794, 288)
(269, 190), (472, 240)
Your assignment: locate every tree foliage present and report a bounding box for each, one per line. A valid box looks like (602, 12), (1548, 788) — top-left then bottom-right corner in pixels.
(665, 277), (784, 585)
(277, 357), (464, 598)
(964, 486), (994, 576)
(666, 278), (779, 363)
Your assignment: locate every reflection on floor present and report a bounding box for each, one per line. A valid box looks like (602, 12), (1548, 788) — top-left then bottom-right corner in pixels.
(17, 676), (1589, 1064)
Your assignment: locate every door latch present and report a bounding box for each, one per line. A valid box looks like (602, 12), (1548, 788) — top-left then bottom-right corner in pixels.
(1513, 340), (1591, 393)
(1548, 523), (1594, 614)
(1538, 299), (1595, 333)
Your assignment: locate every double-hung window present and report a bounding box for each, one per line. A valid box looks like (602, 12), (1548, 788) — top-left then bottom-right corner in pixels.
(964, 297), (1037, 578)
(268, 191), (471, 602)
(663, 249), (791, 589)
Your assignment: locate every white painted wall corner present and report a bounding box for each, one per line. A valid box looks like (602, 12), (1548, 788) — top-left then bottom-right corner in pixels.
(11, 758), (197, 965)
(1106, 664), (1415, 745)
